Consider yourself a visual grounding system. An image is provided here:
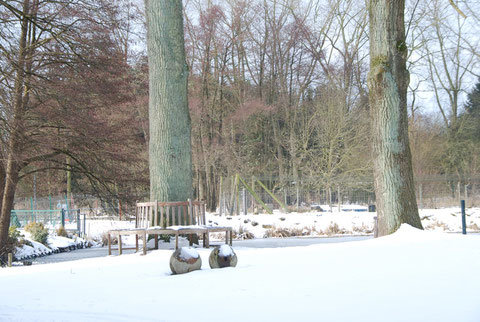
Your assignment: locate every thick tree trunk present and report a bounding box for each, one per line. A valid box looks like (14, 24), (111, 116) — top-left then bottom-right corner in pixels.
(0, 0), (30, 251)
(367, 0), (423, 236)
(145, 0), (193, 202)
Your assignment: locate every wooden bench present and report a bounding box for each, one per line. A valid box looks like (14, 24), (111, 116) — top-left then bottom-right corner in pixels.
(138, 200), (233, 249)
(188, 200), (233, 247)
(107, 200), (232, 255)
(107, 228), (147, 256)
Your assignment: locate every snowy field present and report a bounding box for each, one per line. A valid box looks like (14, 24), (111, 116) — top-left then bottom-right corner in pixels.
(9, 206), (480, 261)
(81, 206), (480, 241)
(1, 224), (479, 321)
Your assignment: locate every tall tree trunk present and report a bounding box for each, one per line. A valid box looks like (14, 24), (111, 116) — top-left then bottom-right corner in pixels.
(367, 0), (423, 236)
(145, 0), (193, 202)
(0, 0), (30, 251)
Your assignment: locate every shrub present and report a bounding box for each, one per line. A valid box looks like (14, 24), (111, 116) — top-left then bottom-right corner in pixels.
(5, 226), (22, 252)
(56, 226), (68, 237)
(0, 227), (22, 264)
(24, 222), (49, 245)
(8, 226), (22, 244)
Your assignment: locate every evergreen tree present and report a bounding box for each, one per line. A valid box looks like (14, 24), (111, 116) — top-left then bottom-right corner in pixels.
(464, 78), (480, 140)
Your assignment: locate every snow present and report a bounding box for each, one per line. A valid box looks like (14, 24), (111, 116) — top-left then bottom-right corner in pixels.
(167, 225), (206, 230)
(205, 207), (480, 239)
(219, 244), (234, 257)
(1, 223), (479, 321)
(48, 236), (76, 249)
(12, 229), (94, 261)
(178, 247), (199, 260)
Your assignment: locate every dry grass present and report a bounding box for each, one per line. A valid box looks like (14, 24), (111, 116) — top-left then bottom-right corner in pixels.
(353, 223), (373, 234)
(263, 225), (315, 238)
(286, 206), (312, 213)
(468, 223), (480, 231)
(234, 225), (254, 240)
(56, 226), (68, 237)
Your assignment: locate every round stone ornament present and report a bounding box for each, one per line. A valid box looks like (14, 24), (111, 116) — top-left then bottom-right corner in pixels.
(170, 247), (202, 274)
(209, 245), (238, 269)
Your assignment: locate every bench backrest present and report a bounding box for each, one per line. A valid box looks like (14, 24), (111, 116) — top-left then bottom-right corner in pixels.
(135, 199), (206, 228)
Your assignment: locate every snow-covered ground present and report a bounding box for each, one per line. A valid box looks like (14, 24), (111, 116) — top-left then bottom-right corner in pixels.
(11, 207), (480, 262)
(1, 224), (479, 321)
(13, 231), (94, 261)
(82, 206), (480, 241)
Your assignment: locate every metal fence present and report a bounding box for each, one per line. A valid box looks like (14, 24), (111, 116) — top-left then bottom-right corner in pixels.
(218, 175), (480, 214)
(11, 175), (480, 222)
(12, 195), (134, 218)
(10, 209), (87, 236)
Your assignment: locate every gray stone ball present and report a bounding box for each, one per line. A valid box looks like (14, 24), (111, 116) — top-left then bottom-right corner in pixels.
(170, 247), (202, 274)
(209, 245), (238, 269)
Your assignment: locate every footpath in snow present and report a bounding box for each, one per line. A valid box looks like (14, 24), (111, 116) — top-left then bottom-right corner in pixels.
(1, 224), (479, 322)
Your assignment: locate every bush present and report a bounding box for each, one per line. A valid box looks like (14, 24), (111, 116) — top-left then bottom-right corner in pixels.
(0, 226), (22, 264)
(6, 226), (22, 252)
(8, 226), (22, 244)
(56, 226), (68, 237)
(24, 222), (49, 245)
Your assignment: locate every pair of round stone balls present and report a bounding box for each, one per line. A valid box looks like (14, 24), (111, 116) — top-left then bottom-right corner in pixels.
(170, 245), (237, 274)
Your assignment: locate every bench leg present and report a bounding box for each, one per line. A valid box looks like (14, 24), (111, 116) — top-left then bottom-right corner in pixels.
(143, 231), (147, 255)
(230, 230), (233, 246)
(225, 230), (228, 244)
(119, 235), (122, 255)
(108, 233), (112, 255)
(175, 233), (179, 250)
(135, 234), (139, 252)
(155, 234), (159, 249)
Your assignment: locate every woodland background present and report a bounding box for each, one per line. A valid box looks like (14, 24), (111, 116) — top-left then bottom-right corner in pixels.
(1, 0), (479, 213)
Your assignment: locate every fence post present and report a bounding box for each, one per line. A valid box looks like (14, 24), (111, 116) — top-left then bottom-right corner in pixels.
(337, 186), (341, 213)
(118, 199), (122, 221)
(82, 214), (86, 238)
(461, 200), (466, 235)
(328, 187), (332, 212)
(77, 209), (81, 235)
(30, 197), (34, 222)
(61, 208), (65, 227)
(219, 176), (224, 216)
(373, 216), (378, 238)
(251, 176), (256, 212)
(295, 184), (300, 209)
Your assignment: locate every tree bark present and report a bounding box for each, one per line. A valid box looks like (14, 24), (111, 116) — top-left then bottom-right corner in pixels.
(367, 0), (423, 236)
(0, 0), (30, 251)
(145, 0), (193, 202)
